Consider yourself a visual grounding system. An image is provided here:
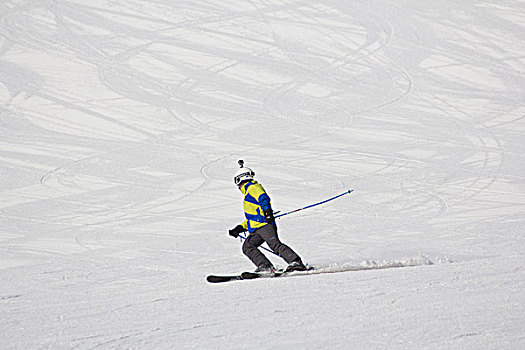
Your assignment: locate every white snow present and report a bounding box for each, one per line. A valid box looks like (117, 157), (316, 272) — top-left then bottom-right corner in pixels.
(1, 0), (524, 349)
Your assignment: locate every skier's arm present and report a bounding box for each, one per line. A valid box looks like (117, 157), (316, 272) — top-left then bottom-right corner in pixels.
(251, 187), (273, 223)
(258, 193), (271, 212)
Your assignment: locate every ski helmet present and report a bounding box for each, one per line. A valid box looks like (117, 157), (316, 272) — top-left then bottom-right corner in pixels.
(234, 159), (254, 185)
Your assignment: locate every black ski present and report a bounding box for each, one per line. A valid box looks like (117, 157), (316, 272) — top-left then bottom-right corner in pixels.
(206, 271), (281, 283)
(206, 274), (244, 283)
(241, 266), (314, 280)
(207, 267), (314, 283)
(240, 271), (283, 280)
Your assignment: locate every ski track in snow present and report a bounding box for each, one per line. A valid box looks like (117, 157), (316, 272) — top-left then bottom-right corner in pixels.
(1, 0), (524, 349)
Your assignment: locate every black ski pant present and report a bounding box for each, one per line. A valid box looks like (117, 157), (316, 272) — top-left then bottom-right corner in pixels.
(242, 224), (300, 268)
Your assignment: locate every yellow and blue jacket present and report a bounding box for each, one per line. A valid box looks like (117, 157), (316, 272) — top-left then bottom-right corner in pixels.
(239, 180), (272, 233)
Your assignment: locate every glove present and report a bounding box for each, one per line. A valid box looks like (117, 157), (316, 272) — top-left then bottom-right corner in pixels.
(229, 225), (245, 238)
(263, 209), (275, 223)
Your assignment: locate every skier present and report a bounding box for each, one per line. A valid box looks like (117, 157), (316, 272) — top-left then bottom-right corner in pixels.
(228, 160), (307, 273)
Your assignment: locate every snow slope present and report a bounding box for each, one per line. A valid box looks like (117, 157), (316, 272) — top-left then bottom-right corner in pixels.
(1, 0), (524, 348)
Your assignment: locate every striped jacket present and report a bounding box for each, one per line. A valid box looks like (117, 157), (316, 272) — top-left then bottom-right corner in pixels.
(239, 181), (272, 233)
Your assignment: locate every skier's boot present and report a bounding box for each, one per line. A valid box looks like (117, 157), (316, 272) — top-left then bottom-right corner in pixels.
(286, 260), (307, 272)
(254, 264), (276, 274)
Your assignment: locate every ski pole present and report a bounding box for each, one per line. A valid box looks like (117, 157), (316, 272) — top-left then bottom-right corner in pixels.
(275, 189), (353, 219)
(237, 190), (353, 257)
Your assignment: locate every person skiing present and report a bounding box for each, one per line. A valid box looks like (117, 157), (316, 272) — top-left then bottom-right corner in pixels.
(228, 160), (307, 273)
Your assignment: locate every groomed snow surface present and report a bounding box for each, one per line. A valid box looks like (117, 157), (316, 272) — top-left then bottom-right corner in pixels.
(1, 0), (524, 349)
